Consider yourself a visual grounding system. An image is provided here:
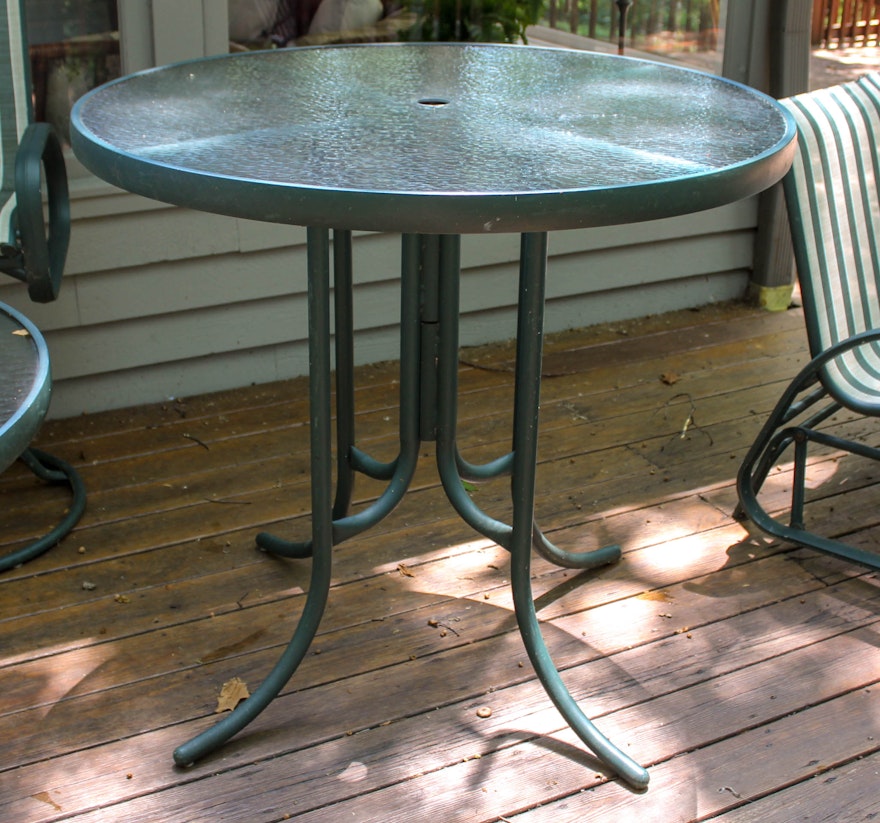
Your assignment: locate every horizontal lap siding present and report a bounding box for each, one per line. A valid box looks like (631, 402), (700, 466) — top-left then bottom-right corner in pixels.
(0, 183), (758, 418)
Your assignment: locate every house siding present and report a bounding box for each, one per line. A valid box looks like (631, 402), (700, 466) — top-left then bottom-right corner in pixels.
(0, 175), (758, 418)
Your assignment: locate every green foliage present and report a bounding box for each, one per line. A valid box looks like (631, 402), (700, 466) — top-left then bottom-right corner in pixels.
(402, 0), (543, 44)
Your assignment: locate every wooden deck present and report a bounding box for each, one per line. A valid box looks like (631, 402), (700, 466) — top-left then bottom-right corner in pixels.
(2, 299), (879, 822)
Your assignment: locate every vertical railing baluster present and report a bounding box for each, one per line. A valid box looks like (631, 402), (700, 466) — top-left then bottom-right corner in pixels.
(615, 0), (633, 54)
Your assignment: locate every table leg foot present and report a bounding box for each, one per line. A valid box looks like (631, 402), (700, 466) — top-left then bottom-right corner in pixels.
(512, 559), (650, 789)
(532, 523), (621, 571)
(173, 545), (331, 767)
(255, 531), (313, 559)
(0, 447), (86, 572)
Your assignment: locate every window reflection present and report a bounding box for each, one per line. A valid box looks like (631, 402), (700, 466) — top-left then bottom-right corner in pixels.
(229, 0), (406, 48)
(21, 1), (726, 147)
(25, 0), (413, 142)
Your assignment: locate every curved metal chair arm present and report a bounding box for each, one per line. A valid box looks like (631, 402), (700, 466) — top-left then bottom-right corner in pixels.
(0, 123), (70, 302)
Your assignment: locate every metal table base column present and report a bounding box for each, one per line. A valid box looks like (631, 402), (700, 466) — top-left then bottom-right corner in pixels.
(173, 230), (649, 788)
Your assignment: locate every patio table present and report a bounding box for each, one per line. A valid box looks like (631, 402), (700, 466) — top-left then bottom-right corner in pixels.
(70, 42), (796, 789)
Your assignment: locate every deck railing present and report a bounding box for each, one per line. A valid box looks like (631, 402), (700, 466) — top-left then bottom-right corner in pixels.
(812, 0), (880, 48)
(541, 0), (721, 53)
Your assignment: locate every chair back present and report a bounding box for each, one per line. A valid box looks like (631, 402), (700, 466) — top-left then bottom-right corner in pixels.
(780, 73), (880, 411)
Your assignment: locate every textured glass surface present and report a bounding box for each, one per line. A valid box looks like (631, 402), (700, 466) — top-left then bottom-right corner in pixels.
(74, 44), (790, 196)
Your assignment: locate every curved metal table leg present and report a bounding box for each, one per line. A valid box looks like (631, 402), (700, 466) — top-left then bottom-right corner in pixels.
(256, 230), (358, 559)
(256, 232), (422, 558)
(434, 232), (647, 787)
(454, 443), (621, 569)
(0, 447), (86, 572)
(509, 233), (649, 788)
(175, 230), (430, 765)
(174, 228), (335, 766)
(434, 238), (623, 570)
(531, 522), (622, 570)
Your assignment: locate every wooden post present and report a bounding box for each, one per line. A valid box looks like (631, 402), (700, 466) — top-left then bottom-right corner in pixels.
(811, 0), (826, 45)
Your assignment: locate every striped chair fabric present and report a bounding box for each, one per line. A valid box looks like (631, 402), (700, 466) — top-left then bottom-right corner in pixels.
(783, 72), (880, 414)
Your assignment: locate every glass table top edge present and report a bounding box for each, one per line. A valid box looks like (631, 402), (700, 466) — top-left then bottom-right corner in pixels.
(70, 42), (798, 235)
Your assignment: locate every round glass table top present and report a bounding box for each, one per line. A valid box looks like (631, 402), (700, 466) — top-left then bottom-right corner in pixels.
(71, 43), (796, 234)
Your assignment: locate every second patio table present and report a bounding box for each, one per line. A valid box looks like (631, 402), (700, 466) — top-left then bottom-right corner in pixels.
(71, 42), (796, 789)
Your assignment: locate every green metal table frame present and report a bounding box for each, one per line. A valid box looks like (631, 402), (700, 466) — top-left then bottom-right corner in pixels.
(172, 228), (642, 783)
(69, 42), (798, 790)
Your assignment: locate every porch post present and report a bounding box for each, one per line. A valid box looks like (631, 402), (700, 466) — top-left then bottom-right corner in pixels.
(723, 0), (812, 311)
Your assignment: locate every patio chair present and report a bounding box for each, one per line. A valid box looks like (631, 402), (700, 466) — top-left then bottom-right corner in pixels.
(736, 71), (880, 570)
(0, 0), (84, 571)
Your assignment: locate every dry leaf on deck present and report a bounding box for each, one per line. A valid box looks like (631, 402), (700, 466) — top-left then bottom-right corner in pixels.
(215, 677), (250, 713)
(660, 372), (680, 385)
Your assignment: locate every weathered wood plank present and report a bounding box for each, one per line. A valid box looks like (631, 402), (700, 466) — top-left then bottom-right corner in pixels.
(711, 749), (880, 822)
(26, 584), (875, 823)
(2, 302), (878, 823)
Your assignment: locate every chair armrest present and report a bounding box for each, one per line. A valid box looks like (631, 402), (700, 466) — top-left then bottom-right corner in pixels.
(0, 124), (70, 303)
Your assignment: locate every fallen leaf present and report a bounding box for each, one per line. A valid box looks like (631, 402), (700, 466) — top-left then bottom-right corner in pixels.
(215, 677), (250, 713)
(31, 792), (62, 811)
(397, 563), (414, 577)
(660, 372), (680, 385)
(12, 328), (30, 337)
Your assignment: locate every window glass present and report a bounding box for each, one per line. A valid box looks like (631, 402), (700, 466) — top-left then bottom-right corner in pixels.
(259, 1), (726, 71)
(24, 0), (120, 141)
(229, 1), (410, 49)
(537, 0), (725, 75)
(229, 1), (537, 49)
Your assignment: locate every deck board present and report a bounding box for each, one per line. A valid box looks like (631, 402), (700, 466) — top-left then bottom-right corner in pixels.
(1, 301), (879, 821)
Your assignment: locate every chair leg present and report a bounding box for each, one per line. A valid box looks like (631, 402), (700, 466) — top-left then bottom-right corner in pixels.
(789, 431), (809, 530)
(737, 389), (880, 570)
(0, 447), (86, 572)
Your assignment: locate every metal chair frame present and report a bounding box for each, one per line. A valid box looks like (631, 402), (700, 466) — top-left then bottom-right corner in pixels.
(0, 0), (83, 571)
(737, 72), (880, 570)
